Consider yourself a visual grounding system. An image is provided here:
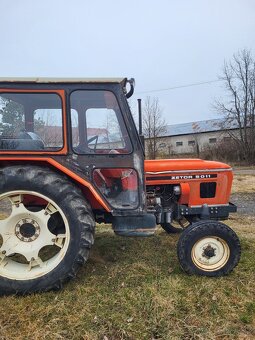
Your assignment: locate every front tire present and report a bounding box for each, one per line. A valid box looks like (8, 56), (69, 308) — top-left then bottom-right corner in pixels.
(161, 222), (183, 233)
(177, 220), (241, 276)
(161, 218), (190, 234)
(0, 166), (95, 295)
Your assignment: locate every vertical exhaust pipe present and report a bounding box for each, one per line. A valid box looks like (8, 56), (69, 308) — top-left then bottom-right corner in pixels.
(138, 98), (142, 135)
(137, 99), (145, 148)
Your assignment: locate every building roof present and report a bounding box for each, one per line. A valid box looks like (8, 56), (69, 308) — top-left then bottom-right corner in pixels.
(162, 118), (238, 137)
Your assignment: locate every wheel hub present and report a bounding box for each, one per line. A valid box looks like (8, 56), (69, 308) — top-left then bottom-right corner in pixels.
(191, 236), (230, 271)
(15, 218), (40, 242)
(202, 244), (216, 259)
(0, 190), (71, 282)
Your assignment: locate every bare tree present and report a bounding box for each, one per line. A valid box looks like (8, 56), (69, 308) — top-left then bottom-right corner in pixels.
(215, 49), (255, 163)
(143, 96), (167, 159)
(190, 122), (203, 157)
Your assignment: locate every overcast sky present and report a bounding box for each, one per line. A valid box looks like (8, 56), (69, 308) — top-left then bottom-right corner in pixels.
(0, 0), (255, 124)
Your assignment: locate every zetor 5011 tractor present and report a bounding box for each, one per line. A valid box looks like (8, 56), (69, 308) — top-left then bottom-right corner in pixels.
(0, 78), (240, 295)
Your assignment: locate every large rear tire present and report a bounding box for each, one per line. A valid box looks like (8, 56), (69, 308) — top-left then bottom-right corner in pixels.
(177, 220), (241, 276)
(0, 166), (95, 295)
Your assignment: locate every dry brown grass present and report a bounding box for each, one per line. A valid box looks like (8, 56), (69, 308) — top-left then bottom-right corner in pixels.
(0, 174), (254, 339)
(232, 174), (255, 194)
(0, 215), (254, 340)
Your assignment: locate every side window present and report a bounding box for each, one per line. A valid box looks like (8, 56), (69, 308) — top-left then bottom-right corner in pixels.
(86, 108), (125, 150)
(33, 109), (63, 148)
(70, 90), (132, 154)
(0, 92), (63, 151)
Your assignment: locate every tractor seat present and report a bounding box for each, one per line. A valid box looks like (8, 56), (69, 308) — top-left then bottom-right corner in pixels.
(0, 138), (45, 150)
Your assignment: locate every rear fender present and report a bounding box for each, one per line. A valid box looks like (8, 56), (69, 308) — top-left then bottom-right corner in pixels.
(0, 157), (110, 211)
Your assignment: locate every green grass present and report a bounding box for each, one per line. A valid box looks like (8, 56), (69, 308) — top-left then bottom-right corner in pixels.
(0, 216), (254, 340)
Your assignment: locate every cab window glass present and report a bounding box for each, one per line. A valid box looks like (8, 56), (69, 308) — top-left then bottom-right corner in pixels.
(0, 92), (63, 151)
(70, 90), (132, 154)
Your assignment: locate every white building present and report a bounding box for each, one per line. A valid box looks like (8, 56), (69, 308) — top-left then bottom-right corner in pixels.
(151, 118), (239, 156)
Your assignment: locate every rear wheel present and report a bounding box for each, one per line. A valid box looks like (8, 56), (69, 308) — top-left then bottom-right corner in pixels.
(0, 166), (95, 295)
(177, 220), (241, 276)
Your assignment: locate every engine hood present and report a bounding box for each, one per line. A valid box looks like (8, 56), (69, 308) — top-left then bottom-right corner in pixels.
(145, 159), (232, 174)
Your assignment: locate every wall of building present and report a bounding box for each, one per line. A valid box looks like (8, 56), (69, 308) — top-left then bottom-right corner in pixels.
(146, 129), (238, 156)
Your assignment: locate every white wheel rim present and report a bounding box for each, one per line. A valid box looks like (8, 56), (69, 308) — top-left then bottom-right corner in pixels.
(0, 191), (70, 280)
(191, 236), (230, 271)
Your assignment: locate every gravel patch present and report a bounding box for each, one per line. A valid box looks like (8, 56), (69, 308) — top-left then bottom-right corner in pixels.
(231, 192), (255, 216)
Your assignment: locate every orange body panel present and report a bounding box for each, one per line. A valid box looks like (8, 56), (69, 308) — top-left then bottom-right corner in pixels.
(145, 159), (233, 206)
(0, 157), (233, 211)
(145, 158), (231, 172)
(0, 157), (111, 212)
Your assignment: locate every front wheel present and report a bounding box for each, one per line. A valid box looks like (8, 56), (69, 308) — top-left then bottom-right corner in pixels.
(161, 217), (190, 234)
(0, 166), (95, 295)
(161, 222), (183, 233)
(177, 221), (241, 276)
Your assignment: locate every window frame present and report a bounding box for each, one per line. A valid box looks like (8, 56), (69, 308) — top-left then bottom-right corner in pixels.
(209, 138), (217, 144)
(188, 140), (196, 146)
(223, 136), (231, 142)
(69, 89), (133, 155)
(0, 89), (67, 155)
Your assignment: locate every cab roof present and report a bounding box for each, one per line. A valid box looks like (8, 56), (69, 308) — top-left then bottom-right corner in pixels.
(0, 77), (126, 84)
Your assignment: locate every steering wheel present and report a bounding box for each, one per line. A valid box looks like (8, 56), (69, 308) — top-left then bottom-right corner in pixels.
(87, 135), (99, 151)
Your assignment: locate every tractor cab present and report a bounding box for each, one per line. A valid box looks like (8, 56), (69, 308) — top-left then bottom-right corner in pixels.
(0, 78), (156, 236)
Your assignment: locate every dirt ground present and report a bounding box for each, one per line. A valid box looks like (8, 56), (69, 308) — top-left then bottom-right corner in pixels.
(231, 169), (255, 216)
(231, 192), (255, 215)
(233, 168), (255, 176)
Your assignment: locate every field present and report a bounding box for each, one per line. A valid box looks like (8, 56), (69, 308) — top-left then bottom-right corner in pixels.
(0, 172), (254, 340)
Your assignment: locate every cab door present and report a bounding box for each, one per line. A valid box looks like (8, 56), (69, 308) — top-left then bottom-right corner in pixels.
(70, 88), (145, 214)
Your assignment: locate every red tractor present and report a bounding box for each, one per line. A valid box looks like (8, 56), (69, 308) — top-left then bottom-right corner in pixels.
(0, 78), (240, 295)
